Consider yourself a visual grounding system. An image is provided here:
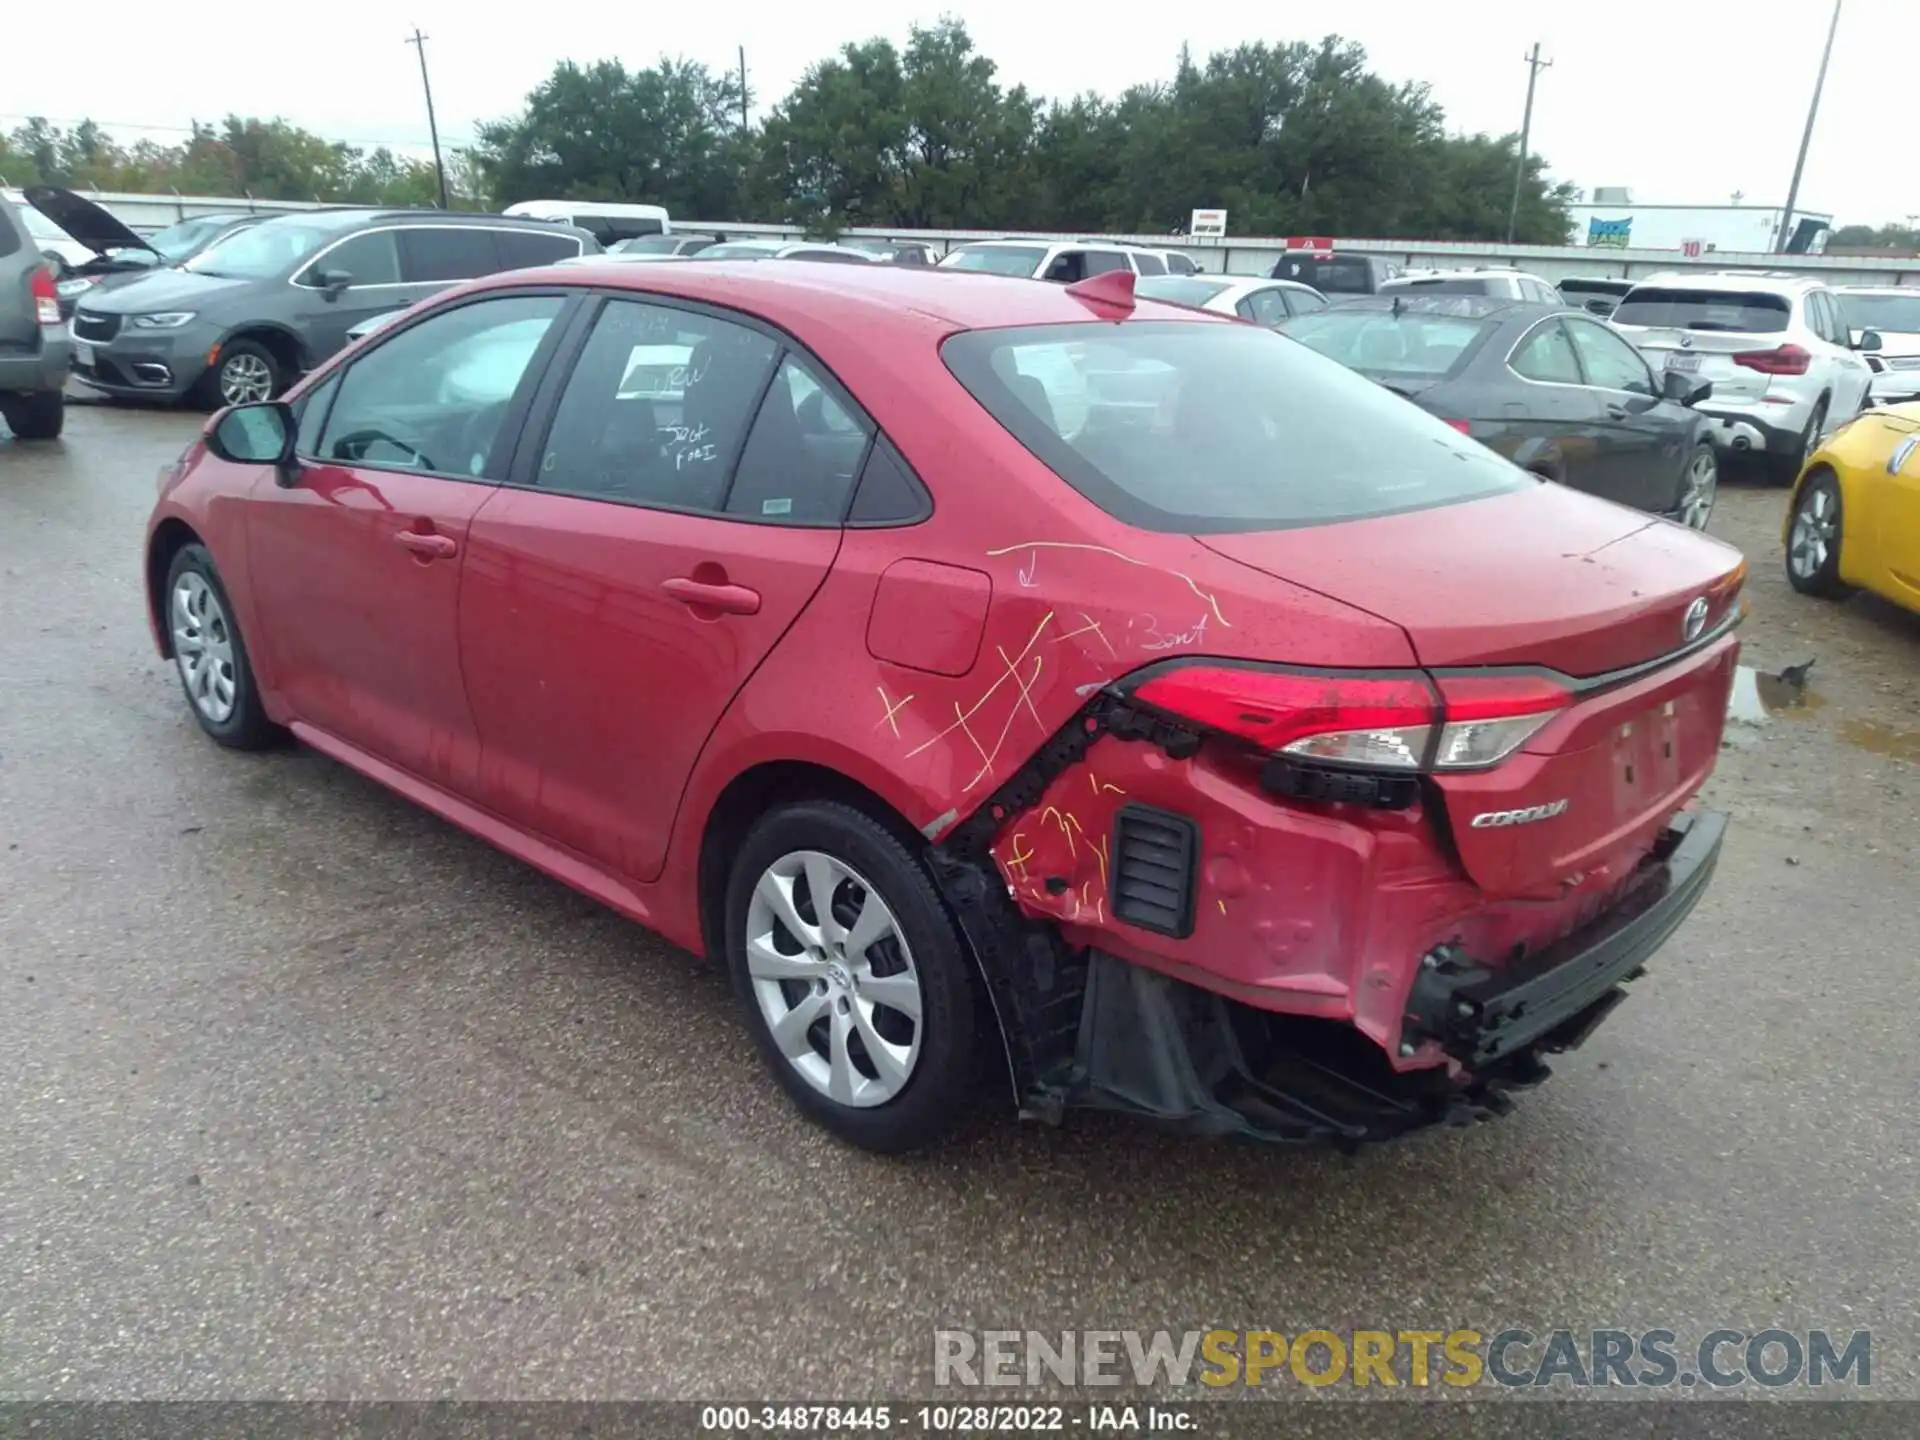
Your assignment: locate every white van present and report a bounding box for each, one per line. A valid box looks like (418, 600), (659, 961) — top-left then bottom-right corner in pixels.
(501, 200), (672, 248)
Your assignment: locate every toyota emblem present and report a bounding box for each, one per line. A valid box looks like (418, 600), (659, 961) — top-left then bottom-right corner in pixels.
(1683, 597), (1710, 642)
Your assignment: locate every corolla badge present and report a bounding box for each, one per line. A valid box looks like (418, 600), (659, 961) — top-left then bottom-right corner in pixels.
(1683, 596), (1710, 642)
(1470, 800), (1569, 828)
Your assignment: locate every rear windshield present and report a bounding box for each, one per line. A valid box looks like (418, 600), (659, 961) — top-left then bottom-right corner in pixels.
(941, 320), (1526, 533)
(1558, 278), (1632, 296)
(1612, 287), (1792, 333)
(1136, 276), (1231, 308)
(1273, 255), (1376, 294)
(1278, 309), (1492, 381)
(943, 245), (1046, 276)
(1838, 293), (1920, 335)
(615, 235), (684, 254)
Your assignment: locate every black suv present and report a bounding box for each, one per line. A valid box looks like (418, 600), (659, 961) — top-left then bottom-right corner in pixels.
(68, 208), (601, 408)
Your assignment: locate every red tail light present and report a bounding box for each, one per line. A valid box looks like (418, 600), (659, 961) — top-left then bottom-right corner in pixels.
(1128, 665), (1569, 772)
(29, 266), (59, 326)
(1732, 343), (1810, 376)
(1442, 417), (1472, 434)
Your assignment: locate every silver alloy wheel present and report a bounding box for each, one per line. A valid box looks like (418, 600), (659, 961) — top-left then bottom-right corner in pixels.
(1788, 485), (1838, 579)
(219, 352), (273, 405)
(744, 849), (923, 1108)
(171, 571), (238, 723)
(1678, 447), (1717, 530)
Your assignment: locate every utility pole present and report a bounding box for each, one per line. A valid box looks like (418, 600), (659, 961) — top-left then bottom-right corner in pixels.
(1506, 43), (1552, 244)
(738, 47), (751, 136)
(405, 28), (450, 209)
(1775, 0), (1842, 253)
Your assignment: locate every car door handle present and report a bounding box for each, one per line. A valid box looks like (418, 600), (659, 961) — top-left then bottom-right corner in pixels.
(663, 577), (761, 615)
(395, 530), (458, 559)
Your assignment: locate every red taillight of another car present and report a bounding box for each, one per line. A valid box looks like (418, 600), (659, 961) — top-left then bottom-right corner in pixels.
(1127, 664), (1569, 773)
(1731, 343), (1811, 376)
(1441, 417), (1472, 434)
(29, 266), (60, 326)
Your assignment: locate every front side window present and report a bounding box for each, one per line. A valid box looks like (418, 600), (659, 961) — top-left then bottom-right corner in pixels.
(1564, 317), (1654, 395)
(536, 299), (779, 512)
(317, 295), (564, 477)
(1286, 289), (1328, 313)
(1131, 252), (1167, 276)
(1510, 320), (1582, 385)
(186, 221), (333, 280)
(1081, 251), (1131, 277)
(301, 230), (401, 287)
(943, 320), (1528, 533)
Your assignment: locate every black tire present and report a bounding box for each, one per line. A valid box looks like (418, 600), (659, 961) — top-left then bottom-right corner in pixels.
(724, 800), (978, 1153)
(197, 339), (284, 412)
(161, 543), (283, 749)
(1784, 469), (1852, 599)
(0, 390), (64, 440)
(1772, 398), (1826, 484)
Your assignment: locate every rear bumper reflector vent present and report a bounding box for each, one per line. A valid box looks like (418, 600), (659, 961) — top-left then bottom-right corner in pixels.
(1110, 803), (1199, 938)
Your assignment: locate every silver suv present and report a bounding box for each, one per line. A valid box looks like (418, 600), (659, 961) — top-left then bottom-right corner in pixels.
(0, 190), (69, 440)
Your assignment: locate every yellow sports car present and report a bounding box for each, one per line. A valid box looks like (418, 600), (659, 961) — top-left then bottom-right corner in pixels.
(1785, 402), (1920, 611)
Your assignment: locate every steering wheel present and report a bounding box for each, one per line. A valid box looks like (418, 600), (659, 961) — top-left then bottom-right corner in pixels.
(330, 428), (437, 473)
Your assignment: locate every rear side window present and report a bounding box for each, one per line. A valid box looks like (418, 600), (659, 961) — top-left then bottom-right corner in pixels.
(943, 245), (1046, 276)
(1510, 321), (1582, 384)
(1612, 287), (1791, 333)
(399, 228), (498, 283)
(1132, 252), (1167, 276)
(536, 299), (778, 513)
(725, 357), (874, 523)
(1286, 290), (1328, 313)
(942, 320), (1526, 533)
(496, 229), (583, 269)
(0, 199), (25, 259)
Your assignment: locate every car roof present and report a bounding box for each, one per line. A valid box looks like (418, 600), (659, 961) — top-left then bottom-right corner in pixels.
(952, 237), (1131, 253)
(1835, 285), (1916, 296)
(463, 259), (1236, 337)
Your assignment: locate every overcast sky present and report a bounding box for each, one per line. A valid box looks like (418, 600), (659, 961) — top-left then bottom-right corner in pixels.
(8, 0), (1913, 226)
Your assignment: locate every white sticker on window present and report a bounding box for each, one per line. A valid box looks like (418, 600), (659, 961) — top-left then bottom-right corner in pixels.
(762, 497), (793, 516)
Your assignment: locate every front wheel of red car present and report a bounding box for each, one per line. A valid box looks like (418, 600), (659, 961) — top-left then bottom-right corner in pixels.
(163, 543), (282, 749)
(725, 801), (979, 1153)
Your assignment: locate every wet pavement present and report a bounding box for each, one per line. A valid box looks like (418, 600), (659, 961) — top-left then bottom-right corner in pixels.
(2, 407), (1917, 1401)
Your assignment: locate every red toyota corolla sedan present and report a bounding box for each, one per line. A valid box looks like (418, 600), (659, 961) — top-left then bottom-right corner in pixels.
(144, 261), (1744, 1153)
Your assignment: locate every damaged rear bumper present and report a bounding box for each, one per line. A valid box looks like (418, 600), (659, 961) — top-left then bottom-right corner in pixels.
(946, 809), (1726, 1148)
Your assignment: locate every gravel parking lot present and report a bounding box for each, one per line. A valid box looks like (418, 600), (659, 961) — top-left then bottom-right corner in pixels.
(2, 402), (1917, 1402)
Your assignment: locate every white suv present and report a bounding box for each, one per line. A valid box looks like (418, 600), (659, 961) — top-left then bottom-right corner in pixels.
(937, 239), (1146, 283)
(1610, 271), (1875, 478)
(1378, 267), (1563, 303)
(1835, 286), (1920, 407)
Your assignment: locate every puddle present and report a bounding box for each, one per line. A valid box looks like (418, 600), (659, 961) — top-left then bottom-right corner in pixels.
(1726, 665), (1824, 730)
(1839, 717), (1920, 764)
(1723, 665), (1917, 765)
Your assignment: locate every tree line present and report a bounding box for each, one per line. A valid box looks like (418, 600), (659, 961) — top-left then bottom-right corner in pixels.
(5, 23), (1585, 243)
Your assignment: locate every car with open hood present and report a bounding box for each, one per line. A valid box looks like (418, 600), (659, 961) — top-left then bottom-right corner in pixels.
(144, 263), (1740, 1155)
(70, 208), (599, 409)
(33, 189), (270, 318)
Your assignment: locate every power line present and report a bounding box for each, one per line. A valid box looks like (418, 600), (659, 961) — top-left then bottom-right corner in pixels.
(1506, 43), (1552, 244)
(0, 111), (480, 153)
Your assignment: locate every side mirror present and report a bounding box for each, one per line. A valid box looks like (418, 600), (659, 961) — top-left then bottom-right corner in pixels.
(206, 400), (299, 484)
(1857, 329), (1884, 353)
(309, 268), (353, 300)
(1661, 369), (1713, 406)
